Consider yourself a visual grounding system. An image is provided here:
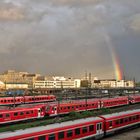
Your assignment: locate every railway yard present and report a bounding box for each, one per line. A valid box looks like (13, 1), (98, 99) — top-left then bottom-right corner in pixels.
(0, 92), (140, 140)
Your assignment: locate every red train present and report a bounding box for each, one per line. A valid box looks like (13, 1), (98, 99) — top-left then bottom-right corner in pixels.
(129, 95), (140, 104)
(0, 95), (56, 106)
(0, 95), (139, 125)
(45, 97), (129, 116)
(0, 107), (44, 124)
(0, 109), (140, 140)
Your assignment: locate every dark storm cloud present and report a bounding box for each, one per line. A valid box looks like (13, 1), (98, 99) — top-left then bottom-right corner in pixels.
(0, 0), (140, 80)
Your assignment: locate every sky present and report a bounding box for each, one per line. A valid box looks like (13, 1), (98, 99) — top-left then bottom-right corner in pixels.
(0, 0), (140, 80)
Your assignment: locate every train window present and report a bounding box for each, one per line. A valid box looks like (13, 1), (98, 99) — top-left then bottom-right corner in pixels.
(58, 131), (64, 139)
(25, 138), (34, 140)
(82, 127), (88, 134)
(14, 112), (18, 116)
(120, 119), (123, 124)
(136, 115), (139, 119)
(4, 100), (6, 103)
(26, 111), (30, 115)
(38, 135), (46, 140)
(67, 130), (73, 137)
(20, 112), (24, 115)
(6, 114), (10, 117)
(115, 120), (119, 125)
(89, 125), (94, 132)
(133, 116), (136, 120)
(0, 114), (3, 118)
(109, 121), (112, 127)
(68, 107), (70, 109)
(48, 134), (55, 140)
(31, 111), (33, 114)
(75, 128), (80, 135)
(124, 118), (128, 123)
(129, 117), (132, 121)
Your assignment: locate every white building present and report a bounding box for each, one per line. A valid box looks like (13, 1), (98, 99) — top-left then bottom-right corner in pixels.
(34, 76), (81, 89)
(5, 83), (28, 89)
(0, 81), (5, 89)
(92, 79), (134, 88)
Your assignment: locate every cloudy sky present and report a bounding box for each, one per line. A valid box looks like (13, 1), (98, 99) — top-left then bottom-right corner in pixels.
(0, 0), (140, 80)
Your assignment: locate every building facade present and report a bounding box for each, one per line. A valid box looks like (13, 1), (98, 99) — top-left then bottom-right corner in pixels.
(0, 70), (40, 89)
(5, 83), (28, 90)
(34, 77), (81, 89)
(92, 79), (134, 88)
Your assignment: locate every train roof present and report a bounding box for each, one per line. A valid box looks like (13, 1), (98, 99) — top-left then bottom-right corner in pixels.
(0, 116), (102, 139)
(0, 96), (23, 99)
(100, 109), (140, 120)
(130, 95), (140, 98)
(100, 97), (128, 101)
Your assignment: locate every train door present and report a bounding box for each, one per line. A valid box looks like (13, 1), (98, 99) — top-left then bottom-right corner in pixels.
(38, 109), (41, 117)
(53, 106), (57, 115)
(100, 101), (104, 108)
(98, 101), (100, 108)
(96, 123), (102, 135)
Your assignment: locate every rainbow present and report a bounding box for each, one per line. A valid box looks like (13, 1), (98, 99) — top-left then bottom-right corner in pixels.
(111, 47), (123, 80)
(104, 34), (123, 80)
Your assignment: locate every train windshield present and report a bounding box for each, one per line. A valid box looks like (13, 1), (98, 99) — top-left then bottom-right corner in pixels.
(46, 106), (50, 112)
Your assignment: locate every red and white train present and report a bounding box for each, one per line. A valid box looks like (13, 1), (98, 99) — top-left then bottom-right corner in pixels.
(0, 109), (140, 140)
(0, 95), (140, 125)
(45, 97), (129, 116)
(0, 95), (56, 106)
(0, 106), (44, 124)
(129, 95), (140, 104)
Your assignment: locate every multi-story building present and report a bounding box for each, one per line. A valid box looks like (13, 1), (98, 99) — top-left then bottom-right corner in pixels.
(92, 79), (134, 88)
(0, 70), (40, 89)
(5, 83), (28, 90)
(34, 76), (81, 89)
